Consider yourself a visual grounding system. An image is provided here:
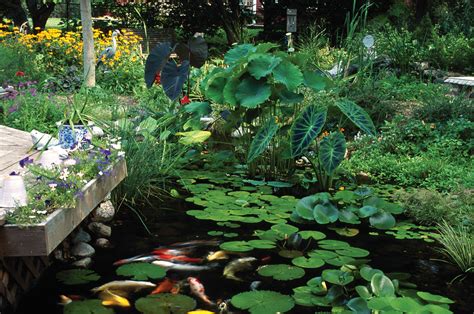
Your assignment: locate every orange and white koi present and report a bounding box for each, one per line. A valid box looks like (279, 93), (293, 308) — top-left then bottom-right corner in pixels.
(187, 277), (214, 305)
(152, 260), (215, 272)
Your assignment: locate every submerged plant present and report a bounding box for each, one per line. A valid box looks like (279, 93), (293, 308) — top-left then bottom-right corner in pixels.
(436, 220), (474, 280)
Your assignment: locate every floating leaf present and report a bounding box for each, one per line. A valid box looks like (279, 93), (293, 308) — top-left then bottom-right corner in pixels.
(318, 239), (350, 249)
(319, 132), (346, 175)
(248, 239), (276, 249)
(248, 53), (282, 79)
(273, 61), (304, 90)
(360, 266), (384, 281)
(370, 212), (396, 229)
(336, 99), (376, 136)
(338, 209), (361, 224)
(224, 232), (239, 238)
(308, 249), (338, 260)
(417, 292), (454, 304)
(313, 203), (339, 224)
(367, 297), (396, 311)
(292, 256), (325, 268)
(358, 205), (379, 218)
(208, 231), (224, 236)
(235, 77), (272, 108)
(355, 285), (372, 299)
(248, 118), (279, 162)
(56, 269), (100, 285)
(267, 181), (293, 188)
(290, 105), (327, 157)
(299, 230), (326, 240)
(371, 273), (395, 297)
(322, 269), (354, 286)
(279, 250), (304, 258)
(295, 195), (317, 220)
(135, 293), (196, 314)
(390, 297), (424, 312)
(64, 300), (114, 314)
(347, 297), (370, 314)
(271, 223), (299, 236)
(258, 264), (305, 280)
(231, 291), (295, 314)
(116, 263), (166, 281)
(220, 241), (254, 252)
(335, 247), (370, 258)
(292, 292), (314, 307)
(325, 255), (356, 266)
(334, 190), (359, 202)
(329, 227), (360, 237)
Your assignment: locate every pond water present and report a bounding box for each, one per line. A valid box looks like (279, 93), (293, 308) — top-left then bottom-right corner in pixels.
(15, 173), (474, 314)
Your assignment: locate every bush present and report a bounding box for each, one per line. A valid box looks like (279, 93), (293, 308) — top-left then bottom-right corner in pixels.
(0, 44), (43, 84)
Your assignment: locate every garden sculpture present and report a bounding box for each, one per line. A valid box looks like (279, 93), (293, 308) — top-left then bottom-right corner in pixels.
(97, 30), (121, 68)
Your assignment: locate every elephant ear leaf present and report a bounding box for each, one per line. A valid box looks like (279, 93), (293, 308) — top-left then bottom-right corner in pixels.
(336, 100), (376, 136)
(291, 105), (327, 157)
(188, 35), (208, 68)
(145, 42), (172, 88)
(248, 118), (279, 163)
(319, 132), (346, 175)
(161, 60), (190, 101)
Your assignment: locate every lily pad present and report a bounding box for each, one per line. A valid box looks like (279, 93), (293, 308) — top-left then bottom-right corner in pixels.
(220, 241), (254, 252)
(279, 250), (304, 258)
(329, 227), (360, 237)
(135, 293), (196, 314)
(318, 239), (350, 249)
(116, 263), (167, 281)
(335, 247), (370, 258)
(307, 277), (328, 295)
(208, 231), (224, 236)
(56, 269), (100, 285)
(223, 232), (239, 238)
(360, 266), (384, 281)
(308, 249), (338, 260)
(231, 290), (295, 314)
(248, 239), (277, 249)
(322, 269), (354, 286)
(64, 300), (114, 314)
(390, 297), (424, 312)
(417, 292), (454, 304)
(371, 273), (395, 297)
(299, 230), (326, 240)
(292, 292), (314, 307)
(271, 223), (299, 235)
(347, 297), (370, 314)
(291, 257), (325, 268)
(258, 264), (305, 281)
(369, 212), (396, 229)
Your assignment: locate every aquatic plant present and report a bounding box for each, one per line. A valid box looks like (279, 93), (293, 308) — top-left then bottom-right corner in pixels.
(116, 263), (167, 281)
(436, 220), (474, 278)
(64, 299), (113, 314)
(56, 269), (100, 285)
(257, 264), (305, 280)
(135, 293), (196, 314)
(231, 290), (295, 314)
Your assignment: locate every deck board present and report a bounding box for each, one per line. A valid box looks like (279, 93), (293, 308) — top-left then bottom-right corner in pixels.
(0, 126), (38, 177)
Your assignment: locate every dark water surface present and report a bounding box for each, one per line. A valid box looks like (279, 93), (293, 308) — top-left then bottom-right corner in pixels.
(15, 195), (474, 314)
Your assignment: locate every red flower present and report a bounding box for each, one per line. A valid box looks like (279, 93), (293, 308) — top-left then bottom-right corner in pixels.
(15, 71), (25, 77)
(154, 73), (161, 85)
(180, 95), (190, 105)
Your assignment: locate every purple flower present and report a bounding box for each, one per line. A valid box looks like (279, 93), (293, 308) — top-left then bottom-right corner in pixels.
(44, 200), (51, 206)
(19, 156), (34, 168)
(9, 171), (19, 176)
(29, 88), (37, 97)
(35, 195), (42, 200)
(8, 105), (18, 113)
(100, 149), (111, 157)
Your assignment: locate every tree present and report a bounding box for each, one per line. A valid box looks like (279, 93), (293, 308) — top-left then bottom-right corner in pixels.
(0, 0), (28, 26)
(80, 0), (95, 87)
(26, 0), (57, 30)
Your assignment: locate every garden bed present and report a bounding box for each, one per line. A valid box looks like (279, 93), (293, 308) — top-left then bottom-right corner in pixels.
(0, 158), (126, 257)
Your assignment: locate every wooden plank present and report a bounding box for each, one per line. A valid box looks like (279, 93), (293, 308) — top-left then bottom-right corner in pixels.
(0, 158), (127, 256)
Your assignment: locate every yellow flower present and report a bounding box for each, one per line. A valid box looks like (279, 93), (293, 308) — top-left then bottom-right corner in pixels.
(339, 186), (345, 191)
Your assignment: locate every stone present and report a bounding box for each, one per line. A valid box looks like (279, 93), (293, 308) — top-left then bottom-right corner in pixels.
(88, 222), (112, 238)
(72, 228), (91, 244)
(71, 242), (95, 258)
(95, 238), (112, 249)
(91, 200), (115, 222)
(53, 249), (64, 262)
(72, 257), (92, 268)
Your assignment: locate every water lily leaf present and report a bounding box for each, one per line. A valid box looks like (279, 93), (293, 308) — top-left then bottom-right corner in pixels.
(318, 239), (350, 249)
(231, 290), (295, 314)
(224, 232), (239, 238)
(295, 195), (317, 220)
(135, 293), (196, 314)
(224, 44), (255, 65)
(273, 61), (304, 90)
(347, 297), (370, 314)
(266, 181), (293, 188)
(161, 60), (190, 101)
(308, 249), (338, 260)
(64, 300), (114, 314)
(358, 205), (379, 218)
(371, 273), (395, 297)
(360, 266), (384, 281)
(248, 53), (282, 79)
(271, 223), (299, 236)
(370, 212), (396, 229)
(255, 230), (284, 241)
(235, 77), (272, 108)
(292, 256), (325, 268)
(334, 190), (359, 202)
(322, 269), (354, 286)
(299, 231), (326, 240)
(56, 269), (100, 285)
(335, 247), (370, 258)
(116, 263), (166, 281)
(247, 118), (279, 162)
(354, 187), (373, 196)
(329, 227), (360, 237)
(145, 42), (172, 88)
(367, 297), (396, 311)
(421, 304), (453, 314)
(319, 131), (346, 175)
(279, 250), (303, 258)
(248, 239), (276, 249)
(417, 292), (454, 304)
(243, 179), (267, 186)
(389, 297), (424, 312)
(176, 131), (211, 145)
(303, 71), (329, 91)
(338, 209), (361, 224)
(290, 105), (327, 157)
(313, 203), (339, 224)
(307, 276), (328, 295)
(336, 99), (376, 136)
(324, 255), (356, 266)
(292, 292), (314, 307)
(258, 264), (305, 281)
(220, 241), (253, 252)
(355, 285), (372, 299)
(208, 231), (224, 236)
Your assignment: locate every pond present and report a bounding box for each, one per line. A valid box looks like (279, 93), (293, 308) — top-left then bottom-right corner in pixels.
(16, 170), (473, 314)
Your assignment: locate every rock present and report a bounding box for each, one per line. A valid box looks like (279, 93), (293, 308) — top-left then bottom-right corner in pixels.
(92, 200), (115, 222)
(72, 228), (91, 244)
(95, 238), (112, 249)
(71, 242), (95, 258)
(88, 222), (112, 238)
(72, 257), (92, 268)
(53, 249), (64, 262)
(356, 172), (372, 184)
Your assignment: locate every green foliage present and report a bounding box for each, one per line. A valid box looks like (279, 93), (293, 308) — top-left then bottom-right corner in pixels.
(0, 44), (43, 84)
(231, 291), (295, 314)
(135, 293), (196, 314)
(257, 264), (306, 280)
(56, 269), (100, 285)
(116, 263), (167, 280)
(64, 300), (114, 314)
(290, 105), (327, 157)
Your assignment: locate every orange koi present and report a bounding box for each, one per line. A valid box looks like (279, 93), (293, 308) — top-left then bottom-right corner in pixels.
(150, 278), (176, 295)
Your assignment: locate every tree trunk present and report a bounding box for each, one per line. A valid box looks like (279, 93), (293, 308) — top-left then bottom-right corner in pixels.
(80, 0), (96, 87)
(26, 0), (55, 31)
(0, 0), (28, 26)
(211, 0), (243, 45)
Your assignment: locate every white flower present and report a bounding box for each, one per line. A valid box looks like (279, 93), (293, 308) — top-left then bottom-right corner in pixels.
(118, 151), (125, 157)
(111, 143), (121, 150)
(99, 171), (104, 176)
(77, 172), (84, 178)
(63, 159), (77, 167)
(49, 183), (57, 191)
(28, 215), (36, 219)
(59, 168), (70, 180)
(37, 210), (47, 215)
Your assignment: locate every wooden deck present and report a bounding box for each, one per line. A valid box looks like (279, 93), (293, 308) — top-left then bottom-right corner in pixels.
(0, 126), (38, 177)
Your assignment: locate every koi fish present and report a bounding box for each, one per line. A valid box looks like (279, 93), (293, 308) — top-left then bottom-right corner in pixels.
(187, 277), (214, 305)
(152, 260), (215, 272)
(223, 257), (257, 281)
(166, 239), (220, 248)
(58, 295), (82, 305)
(150, 278), (176, 295)
(206, 251), (229, 261)
(113, 254), (158, 266)
(91, 280), (156, 295)
(153, 253), (203, 263)
(99, 289), (131, 308)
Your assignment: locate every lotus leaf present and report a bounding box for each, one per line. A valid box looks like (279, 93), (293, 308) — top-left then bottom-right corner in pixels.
(322, 269), (354, 285)
(135, 293), (196, 314)
(313, 203), (339, 224)
(358, 205), (378, 218)
(389, 297), (424, 312)
(347, 297), (370, 314)
(367, 297), (396, 311)
(360, 266), (384, 281)
(270, 223), (299, 236)
(417, 292), (454, 304)
(299, 230), (326, 240)
(292, 256), (325, 268)
(258, 264), (305, 280)
(235, 77), (272, 108)
(303, 71), (328, 91)
(56, 269), (100, 285)
(224, 232), (239, 238)
(64, 300), (114, 314)
(116, 263), (167, 281)
(308, 249), (338, 259)
(318, 239), (350, 249)
(220, 241), (254, 252)
(292, 292), (314, 307)
(224, 44), (255, 65)
(247, 53), (282, 79)
(273, 61), (303, 90)
(370, 212), (396, 229)
(371, 273), (395, 297)
(231, 290), (295, 314)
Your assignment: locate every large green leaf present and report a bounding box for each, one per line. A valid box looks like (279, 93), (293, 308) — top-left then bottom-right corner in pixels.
(417, 292), (454, 304)
(322, 269), (354, 286)
(369, 212), (396, 229)
(235, 77), (272, 108)
(176, 131), (211, 145)
(64, 300), (114, 314)
(319, 132), (346, 175)
(277, 88), (304, 104)
(273, 61), (304, 90)
(336, 100), (376, 136)
(247, 118), (279, 162)
(56, 269), (100, 285)
(313, 203), (339, 224)
(371, 273), (395, 297)
(224, 44), (255, 65)
(135, 293), (196, 314)
(290, 105), (327, 157)
(258, 264), (305, 280)
(223, 78), (239, 106)
(248, 53), (282, 79)
(183, 102), (211, 116)
(347, 297), (370, 314)
(206, 73), (227, 103)
(116, 263), (167, 281)
(303, 71), (330, 91)
(231, 291), (295, 314)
